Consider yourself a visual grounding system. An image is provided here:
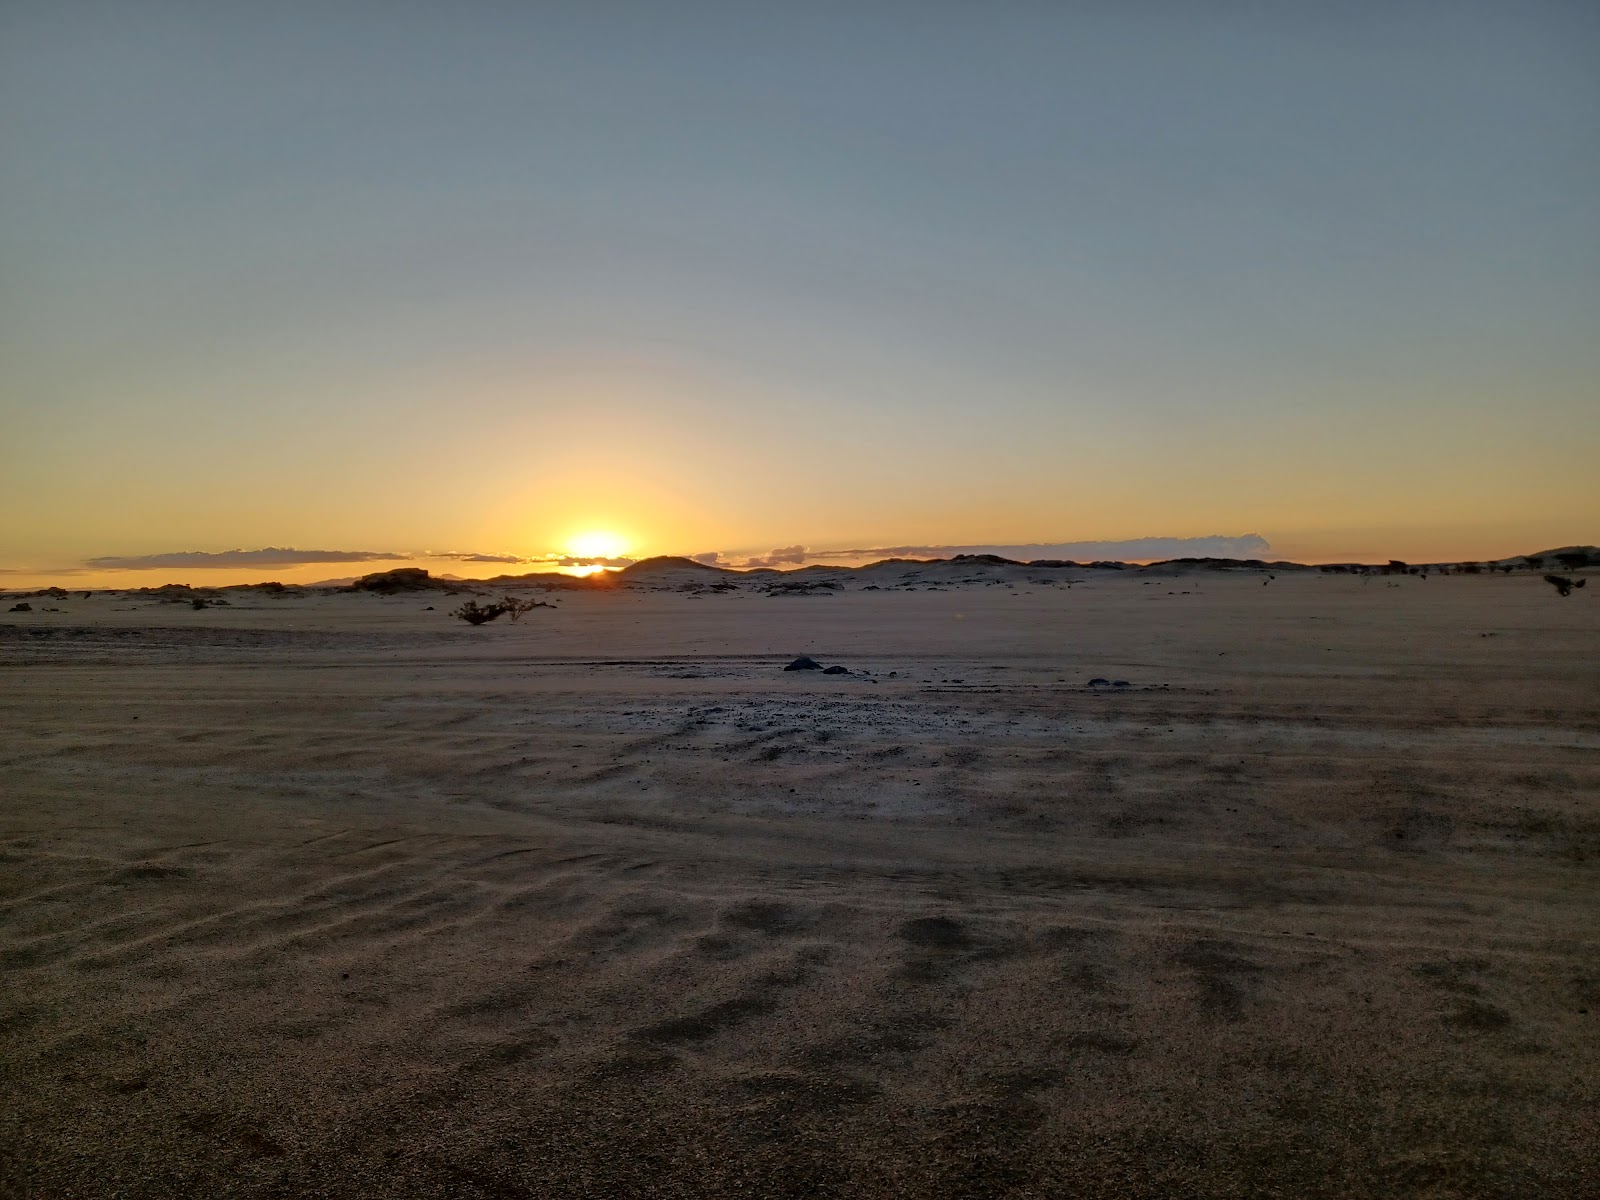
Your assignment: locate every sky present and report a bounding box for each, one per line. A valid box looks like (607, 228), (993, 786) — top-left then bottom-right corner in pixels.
(3, 2), (1597, 586)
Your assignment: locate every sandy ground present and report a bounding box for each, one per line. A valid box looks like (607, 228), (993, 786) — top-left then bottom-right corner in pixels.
(2, 572), (1597, 1198)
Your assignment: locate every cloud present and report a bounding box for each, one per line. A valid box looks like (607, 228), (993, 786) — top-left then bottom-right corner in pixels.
(554, 556), (634, 568)
(434, 552), (637, 568)
(427, 551), (532, 564)
(79, 547), (640, 573)
(740, 544), (809, 568)
(697, 535), (1273, 569)
(813, 535), (1274, 563)
(85, 547), (413, 570)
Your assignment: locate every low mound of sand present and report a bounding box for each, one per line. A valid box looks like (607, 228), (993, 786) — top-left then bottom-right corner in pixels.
(347, 568), (459, 594)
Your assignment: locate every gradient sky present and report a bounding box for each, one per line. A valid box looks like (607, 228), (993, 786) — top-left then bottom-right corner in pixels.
(3, 2), (1597, 585)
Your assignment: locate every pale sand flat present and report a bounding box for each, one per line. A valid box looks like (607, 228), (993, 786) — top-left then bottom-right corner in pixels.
(1, 573), (1596, 1197)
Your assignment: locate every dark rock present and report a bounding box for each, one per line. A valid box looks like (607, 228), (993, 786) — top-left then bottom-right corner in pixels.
(783, 656), (823, 671)
(951, 553), (1024, 566)
(349, 567), (454, 594)
(822, 665), (849, 675)
(1113, 680), (1131, 688)
(1088, 677), (1109, 687)
(8, 603), (30, 612)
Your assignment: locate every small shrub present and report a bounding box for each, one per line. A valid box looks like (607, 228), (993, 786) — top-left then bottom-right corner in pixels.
(1543, 574), (1586, 598)
(451, 599), (508, 625)
(502, 595), (554, 621)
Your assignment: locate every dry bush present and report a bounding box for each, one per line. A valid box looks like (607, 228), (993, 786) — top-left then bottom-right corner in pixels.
(451, 600), (508, 625)
(451, 596), (555, 624)
(502, 596), (555, 621)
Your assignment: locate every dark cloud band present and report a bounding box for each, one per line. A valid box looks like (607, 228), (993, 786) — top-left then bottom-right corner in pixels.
(81, 548), (639, 571)
(713, 535), (1272, 569)
(85, 548), (413, 570)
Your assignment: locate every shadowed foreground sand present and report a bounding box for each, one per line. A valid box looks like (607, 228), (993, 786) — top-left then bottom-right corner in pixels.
(2, 573), (1597, 1197)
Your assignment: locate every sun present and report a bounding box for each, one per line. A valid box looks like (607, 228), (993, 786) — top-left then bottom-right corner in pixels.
(566, 530), (629, 561)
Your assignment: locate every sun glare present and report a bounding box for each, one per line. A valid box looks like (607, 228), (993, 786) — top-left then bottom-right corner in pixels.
(566, 531), (628, 561)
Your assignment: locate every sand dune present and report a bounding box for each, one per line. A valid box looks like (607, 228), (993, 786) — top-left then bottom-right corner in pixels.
(2, 572), (1596, 1197)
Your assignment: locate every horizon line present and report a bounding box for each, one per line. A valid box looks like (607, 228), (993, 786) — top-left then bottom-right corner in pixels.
(6, 544), (1596, 594)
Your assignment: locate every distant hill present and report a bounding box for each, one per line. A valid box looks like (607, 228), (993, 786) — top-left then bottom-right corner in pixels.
(616, 556), (731, 579)
(1503, 546), (1598, 566)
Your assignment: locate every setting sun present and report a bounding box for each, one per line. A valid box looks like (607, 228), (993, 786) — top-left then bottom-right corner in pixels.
(566, 531), (629, 560)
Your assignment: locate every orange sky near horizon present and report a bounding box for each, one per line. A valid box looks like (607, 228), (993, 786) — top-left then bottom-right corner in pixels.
(3, 511), (1595, 593)
(2, 368), (1595, 589)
